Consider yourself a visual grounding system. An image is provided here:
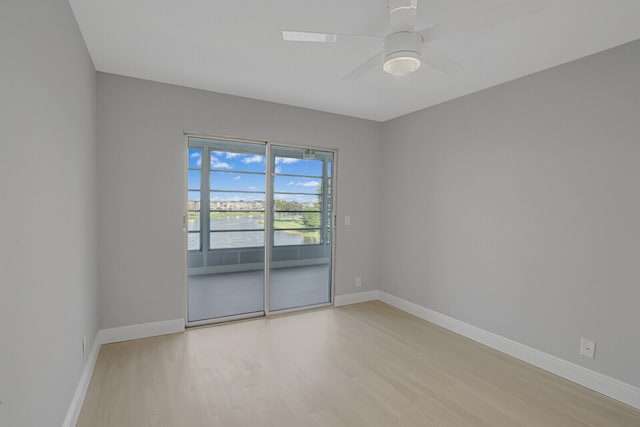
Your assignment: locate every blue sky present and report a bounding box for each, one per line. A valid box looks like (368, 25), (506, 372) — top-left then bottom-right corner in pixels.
(188, 148), (331, 203)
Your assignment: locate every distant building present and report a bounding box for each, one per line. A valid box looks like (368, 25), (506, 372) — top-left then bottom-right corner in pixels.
(187, 200), (201, 211)
(210, 199), (265, 211)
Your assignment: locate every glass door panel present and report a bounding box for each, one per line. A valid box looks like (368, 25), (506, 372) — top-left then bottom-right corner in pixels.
(187, 137), (266, 322)
(268, 146), (334, 312)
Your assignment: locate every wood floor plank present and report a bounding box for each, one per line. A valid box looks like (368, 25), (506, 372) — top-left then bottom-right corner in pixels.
(77, 301), (640, 426)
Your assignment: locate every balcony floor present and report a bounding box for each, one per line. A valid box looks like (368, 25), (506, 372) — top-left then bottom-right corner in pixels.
(188, 264), (331, 322)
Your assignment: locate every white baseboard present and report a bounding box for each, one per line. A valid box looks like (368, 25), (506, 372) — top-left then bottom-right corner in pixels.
(63, 292), (640, 425)
(334, 290), (379, 307)
(61, 335), (101, 427)
(62, 318), (185, 426)
(98, 318), (185, 345)
(377, 291), (640, 410)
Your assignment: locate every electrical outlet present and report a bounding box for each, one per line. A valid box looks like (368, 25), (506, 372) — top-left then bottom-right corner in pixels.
(580, 338), (596, 359)
(355, 276), (362, 288)
(82, 336), (86, 357)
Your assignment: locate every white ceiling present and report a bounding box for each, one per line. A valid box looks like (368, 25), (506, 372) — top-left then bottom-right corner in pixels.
(68, 0), (640, 122)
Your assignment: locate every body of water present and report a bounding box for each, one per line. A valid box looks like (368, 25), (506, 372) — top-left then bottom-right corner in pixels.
(188, 216), (317, 249)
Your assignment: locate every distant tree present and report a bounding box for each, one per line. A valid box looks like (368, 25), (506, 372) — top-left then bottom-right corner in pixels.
(275, 199), (304, 211)
(301, 186), (322, 228)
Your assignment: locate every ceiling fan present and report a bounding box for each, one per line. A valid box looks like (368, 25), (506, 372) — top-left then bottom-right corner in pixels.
(282, 0), (544, 80)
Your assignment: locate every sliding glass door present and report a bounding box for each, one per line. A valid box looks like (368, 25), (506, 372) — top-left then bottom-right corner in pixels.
(186, 136), (335, 325)
(187, 138), (266, 322)
(268, 146), (333, 311)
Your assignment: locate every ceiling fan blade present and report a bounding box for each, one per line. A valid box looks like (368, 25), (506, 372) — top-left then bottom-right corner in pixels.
(343, 52), (384, 81)
(423, 46), (462, 75)
(389, 0), (418, 32)
(282, 30), (338, 43)
(282, 30), (382, 43)
(418, 0), (545, 44)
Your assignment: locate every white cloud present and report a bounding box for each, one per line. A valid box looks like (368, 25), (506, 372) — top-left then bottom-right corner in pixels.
(233, 176), (241, 181)
(210, 155), (231, 169)
(212, 151), (240, 160)
(275, 166), (282, 174)
(191, 151), (202, 167)
(249, 186), (257, 190)
(275, 157), (299, 164)
(287, 181), (320, 187)
(242, 155), (264, 164)
(211, 160), (231, 169)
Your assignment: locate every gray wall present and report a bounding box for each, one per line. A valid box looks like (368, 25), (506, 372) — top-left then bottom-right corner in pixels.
(96, 73), (382, 329)
(2, 3), (636, 421)
(0, 1), (98, 426)
(381, 40), (640, 387)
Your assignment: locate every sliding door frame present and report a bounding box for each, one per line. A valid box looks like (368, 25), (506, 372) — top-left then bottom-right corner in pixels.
(183, 132), (338, 327)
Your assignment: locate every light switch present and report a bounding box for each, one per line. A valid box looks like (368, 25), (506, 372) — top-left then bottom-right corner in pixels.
(345, 215), (351, 226)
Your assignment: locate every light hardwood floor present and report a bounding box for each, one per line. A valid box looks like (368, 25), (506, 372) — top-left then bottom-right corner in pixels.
(78, 301), (640, 426)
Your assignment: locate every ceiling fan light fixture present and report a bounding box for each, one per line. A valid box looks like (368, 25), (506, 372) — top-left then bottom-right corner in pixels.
(383, 51), (421, 76)
(383, 31), (423, 76)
